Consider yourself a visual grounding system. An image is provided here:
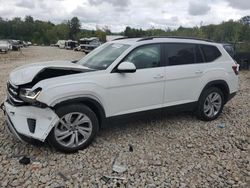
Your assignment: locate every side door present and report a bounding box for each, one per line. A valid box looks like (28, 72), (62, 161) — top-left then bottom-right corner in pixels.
(107, 44), (166, 117)
(163, 43), (206, 107)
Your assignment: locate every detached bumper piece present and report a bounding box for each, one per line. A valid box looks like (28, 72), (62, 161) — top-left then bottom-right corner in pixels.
(2, 102), (59, 142)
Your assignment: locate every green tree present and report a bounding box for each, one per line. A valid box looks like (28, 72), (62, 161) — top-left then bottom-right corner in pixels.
(103, 26), (111, 35)
(0, 14), (249, 47)
(239, 16), (250, 26)
(54, 22), (70, 40)
(95, 28), (106, 42)
(68, 17), (81, 40)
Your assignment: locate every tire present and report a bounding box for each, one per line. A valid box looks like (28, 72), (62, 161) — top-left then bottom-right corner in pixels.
(48, 104), (99, 153)
(196, 87), (225, 121)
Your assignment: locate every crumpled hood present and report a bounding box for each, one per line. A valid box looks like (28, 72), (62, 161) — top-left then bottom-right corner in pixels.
(10, 60), (91, 86)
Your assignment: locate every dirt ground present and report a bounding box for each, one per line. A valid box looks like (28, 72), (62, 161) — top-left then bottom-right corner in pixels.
(0, 46), (249, 187)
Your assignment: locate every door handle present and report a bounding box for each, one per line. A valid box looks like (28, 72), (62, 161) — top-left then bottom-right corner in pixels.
(195, 70), (203, 74)
(153, 75), (164, 79)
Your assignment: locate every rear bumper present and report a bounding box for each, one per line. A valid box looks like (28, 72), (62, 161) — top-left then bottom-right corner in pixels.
(1, 101), (59, 142)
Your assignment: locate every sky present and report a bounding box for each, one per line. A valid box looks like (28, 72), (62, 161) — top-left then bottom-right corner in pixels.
(0, 0), (249, 32)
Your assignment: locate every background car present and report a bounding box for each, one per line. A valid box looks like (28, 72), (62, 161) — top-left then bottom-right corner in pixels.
(9, 40), (21, 51)
(79, 37), (101, 53)
(0, 40), (9, 53)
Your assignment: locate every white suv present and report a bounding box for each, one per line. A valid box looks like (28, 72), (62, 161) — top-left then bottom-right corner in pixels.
(1, 37), (239, 152)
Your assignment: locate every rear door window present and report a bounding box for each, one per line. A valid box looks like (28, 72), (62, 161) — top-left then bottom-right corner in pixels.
(195, 45), (204, 64)
(165, 43), (204, 66)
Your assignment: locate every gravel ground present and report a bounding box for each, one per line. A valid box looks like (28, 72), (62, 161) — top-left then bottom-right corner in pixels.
(0, 47), (249, 188)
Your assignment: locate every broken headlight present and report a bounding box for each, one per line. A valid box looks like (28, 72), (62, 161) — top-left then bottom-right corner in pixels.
(19, 88), (42, 102)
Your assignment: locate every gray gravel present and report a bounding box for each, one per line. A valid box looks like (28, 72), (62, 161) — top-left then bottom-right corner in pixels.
(0, 47), (249, 187)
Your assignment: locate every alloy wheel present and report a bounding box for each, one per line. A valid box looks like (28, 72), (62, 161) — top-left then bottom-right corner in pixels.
(203, 92), (222, 118)
(54, 112), (93, 148)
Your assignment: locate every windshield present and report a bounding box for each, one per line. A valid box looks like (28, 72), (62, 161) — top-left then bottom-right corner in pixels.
(77, 43), (130, 70)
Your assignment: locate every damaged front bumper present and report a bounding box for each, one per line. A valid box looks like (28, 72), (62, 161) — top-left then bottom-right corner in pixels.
(0, 101), (59, 142)
(1, 102), (25, 143)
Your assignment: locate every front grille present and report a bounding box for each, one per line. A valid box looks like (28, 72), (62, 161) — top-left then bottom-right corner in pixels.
(7, 81), (25, 106)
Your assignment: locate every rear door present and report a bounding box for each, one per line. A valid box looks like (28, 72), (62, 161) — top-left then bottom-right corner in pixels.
(107, 44), (166, 116)
(163, 43), (206, 107)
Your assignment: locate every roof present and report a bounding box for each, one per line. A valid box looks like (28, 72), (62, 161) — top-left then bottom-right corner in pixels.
(111, 36), (217, 46)
(106, 35), (126, 42)
(111, 38), (140, 45)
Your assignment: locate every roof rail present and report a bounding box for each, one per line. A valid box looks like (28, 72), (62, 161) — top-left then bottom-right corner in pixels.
(112, 37), (128, 41)
(137, 36), (214, 42)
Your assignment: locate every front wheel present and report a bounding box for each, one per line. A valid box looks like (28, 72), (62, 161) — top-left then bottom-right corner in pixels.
(196, 87), (224, 121)
(48, 104), (99, 153)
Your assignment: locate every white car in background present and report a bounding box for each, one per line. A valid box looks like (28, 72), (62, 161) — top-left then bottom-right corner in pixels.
(0, 40), (10, 53)
(79, 37), (101, 53)
(55, 40), (66, 49)
(1, 37), (239, 152)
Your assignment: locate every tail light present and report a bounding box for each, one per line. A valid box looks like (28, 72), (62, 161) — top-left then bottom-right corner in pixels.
(232, 63), (239, 75)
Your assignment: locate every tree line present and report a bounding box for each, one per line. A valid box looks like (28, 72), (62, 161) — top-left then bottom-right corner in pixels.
(123, 16), (250, 52)
(0, 15), (249, 51)
(0, 16), (107, 44)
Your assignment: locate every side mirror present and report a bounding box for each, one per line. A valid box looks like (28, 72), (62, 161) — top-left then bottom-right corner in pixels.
(117, 62), (136, 73)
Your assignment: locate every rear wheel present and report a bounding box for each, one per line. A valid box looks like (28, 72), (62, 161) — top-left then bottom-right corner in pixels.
(196, 87), (224, 121)
(48, 104), (99, 153)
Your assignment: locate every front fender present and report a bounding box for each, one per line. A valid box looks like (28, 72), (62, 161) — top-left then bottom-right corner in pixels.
(36, 83), (107, 109)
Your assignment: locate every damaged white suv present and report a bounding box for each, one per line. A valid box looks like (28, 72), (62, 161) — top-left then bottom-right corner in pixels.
(1, 37), (239, 152)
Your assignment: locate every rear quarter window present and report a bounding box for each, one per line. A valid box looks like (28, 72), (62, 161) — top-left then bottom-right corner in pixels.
(201, 45), (222, 62)
(223, 45), (235, 58)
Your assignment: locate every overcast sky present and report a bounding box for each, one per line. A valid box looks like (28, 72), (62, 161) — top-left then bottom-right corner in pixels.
(0, 0), (249, 32)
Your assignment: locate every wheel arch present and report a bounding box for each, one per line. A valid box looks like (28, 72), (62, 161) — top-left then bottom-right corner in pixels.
(52, 97), (106, 126)
(199, 80), (230, 103)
